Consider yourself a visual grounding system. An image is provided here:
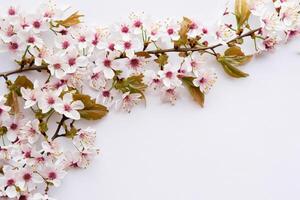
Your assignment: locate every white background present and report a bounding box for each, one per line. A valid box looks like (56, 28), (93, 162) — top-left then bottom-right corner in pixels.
(1, 0), (300, 200)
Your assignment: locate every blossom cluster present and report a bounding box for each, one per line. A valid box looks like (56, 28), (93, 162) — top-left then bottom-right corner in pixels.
(0, 0), (299, 199)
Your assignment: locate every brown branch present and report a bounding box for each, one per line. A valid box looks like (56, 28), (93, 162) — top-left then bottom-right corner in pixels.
(138, 28), (261, 55)
(0, 65), (48, 79)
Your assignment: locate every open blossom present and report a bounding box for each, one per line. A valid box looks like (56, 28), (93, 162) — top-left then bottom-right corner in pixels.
(182, 52), (206, 75)
(95, 53), (119, 79)
(20, 81), (40, 109)
(73, 128), (96, 149)
(46, 54), (69, 79)
(143, 70), (162, 89)
(3, 116), (25, 142)
(158, 63), (182, 88)
(279, 1), (300, 30)
(40, 164), (67, 187)
(160, 87), (178, 105)
(121, 92), (142, 112)
(17, 167), (43, 192)
(261, 12), (283, 35)
(0, 166), (19, 198)
(164, 19), (180, 41)
(38, 88), (62, 113)
(0, 97), (11, 122)
(193, 69), (217, 94)
(216, 24), (236, 43)
(20, 119), (41, 144)
(55, 93), (84, 120)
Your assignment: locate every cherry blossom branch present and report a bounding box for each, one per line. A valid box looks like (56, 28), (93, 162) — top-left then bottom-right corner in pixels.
(0, 28), (260, 81)
(138, 28), (261, 55)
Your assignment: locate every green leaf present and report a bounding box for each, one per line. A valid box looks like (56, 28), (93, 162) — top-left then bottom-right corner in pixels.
(0, 126), (7, 136)
(14, 76), (34, 89)
(114, 74), (147, 100)
(73, 94), (108, 120)
(182, 77), (205, 107)
(39, 121), (48, 133)
(55, 11), (84, 28)
(65, 126), (78, 139)
(5, 91), (19, 114)
(235, 0), (251, 30)
(154, 54), (169, 68)
(217, 56), (249, 78)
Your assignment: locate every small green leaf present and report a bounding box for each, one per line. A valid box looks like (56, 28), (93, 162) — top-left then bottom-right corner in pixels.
(0, 126), (8, 136)
(235, 0), (251, 30)
(154, 54), (169, 68)
(65, 126), (78, 139)
(73, 94), (108, 120)
(182, 77), (205, 107)
(39, 122), (48, 133)
(114, 74), (147, 100)
(56, 11), (84, 27)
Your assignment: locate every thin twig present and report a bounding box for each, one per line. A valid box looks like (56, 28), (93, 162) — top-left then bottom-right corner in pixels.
(137, 28), (260, 55)
(0, 65), (48, 78)
(51, 115), (67, 141)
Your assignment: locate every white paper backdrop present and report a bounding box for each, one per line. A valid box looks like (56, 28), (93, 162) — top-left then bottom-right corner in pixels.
(1, 0), (300, 200)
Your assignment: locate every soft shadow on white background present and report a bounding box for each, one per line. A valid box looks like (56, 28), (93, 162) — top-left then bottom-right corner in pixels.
(1, 1), (300, 200)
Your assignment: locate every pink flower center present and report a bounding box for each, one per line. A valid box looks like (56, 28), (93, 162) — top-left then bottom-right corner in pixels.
(24, 151), (31, 158)
(79, 36), (86, 42)
(30, 95), (36, 101)
(33, 20), (41, 29)
(23, 173), (32, 182)
(166, 71), (173, 78)
(102, 90), (110, 97)
(7, 179), (15, 186)
(8, 42), (19, 50)
(10, 123), (18, 130)
(103, 59), (112, 68)
(48, 172), (57, 180)
(64, 104), (72, 112)
(124, 42), (132, 49)
(130, 58), (140, 68)
(59, 29), (68, 35)
(7, 26), (14, 37)
(62, 41), (70, 49)
(189, 22), (198, 30)
(202, 28), (208, 34)
(8, 7), (16, 16)
(167, 28), (174, 35)
(47, 97), (55, 105)
(199, 77), (206, 84)
(133, 20), (142, 28)
(54, 63), (61, 69)
(19, 195), (28, 200)
(27, 36), (35, 44)
(108, 43), (115, 51)
(68, 58), (76, 66)
(121, 26), (129, 33)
